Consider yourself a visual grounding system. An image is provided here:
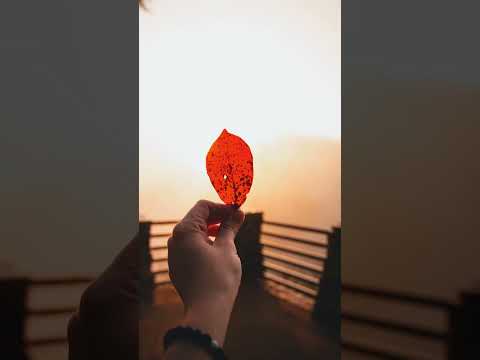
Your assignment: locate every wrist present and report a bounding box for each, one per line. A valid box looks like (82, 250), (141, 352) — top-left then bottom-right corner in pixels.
(183, 295), (235, 346)
(164, 326), (226, 360)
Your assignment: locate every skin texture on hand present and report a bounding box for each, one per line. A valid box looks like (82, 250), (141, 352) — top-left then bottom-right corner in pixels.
(167, 200), (245, 348)
(67, 200), (244, 360)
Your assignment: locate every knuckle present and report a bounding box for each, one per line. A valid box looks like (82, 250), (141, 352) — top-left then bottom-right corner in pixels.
(172, 219), (202, 240)
(222, 223), (235, 232)
(220, 222), (237, 236)
(196, 199), (209, 207)
(232, 262), (242, 279)
(172, 222), (189, 239)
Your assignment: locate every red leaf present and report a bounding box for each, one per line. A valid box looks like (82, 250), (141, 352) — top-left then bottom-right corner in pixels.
(206, 129), (254, 207)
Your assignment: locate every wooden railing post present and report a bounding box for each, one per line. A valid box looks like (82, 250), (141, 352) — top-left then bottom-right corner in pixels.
(313, 227), (341, 347)
(448, 290), (480, 359)
(235, 213), (263, 283)
(139, 221), (154, 307)
(0, 278), (29, 360)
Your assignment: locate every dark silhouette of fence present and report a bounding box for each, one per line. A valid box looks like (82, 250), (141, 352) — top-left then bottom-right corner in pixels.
(1, 276), (93, 359)
(2, 214), (479, 359)
(144, 214), (479, 359)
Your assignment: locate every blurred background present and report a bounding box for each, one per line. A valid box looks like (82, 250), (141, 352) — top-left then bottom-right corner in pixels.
(1, 2), (138, 360)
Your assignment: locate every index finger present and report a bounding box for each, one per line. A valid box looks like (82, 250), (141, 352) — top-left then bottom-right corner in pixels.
(176, 200), (234, 235)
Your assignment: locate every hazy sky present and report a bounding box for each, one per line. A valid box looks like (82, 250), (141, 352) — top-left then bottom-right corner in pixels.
(140, 0), (340, 227)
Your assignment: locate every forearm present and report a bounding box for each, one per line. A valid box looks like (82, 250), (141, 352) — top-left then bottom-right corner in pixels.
(161, 201), (244, 360)
(163, 296), (235, 359)
(183, 294), (234, 346)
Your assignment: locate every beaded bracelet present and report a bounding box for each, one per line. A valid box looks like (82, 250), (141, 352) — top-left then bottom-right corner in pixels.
(163, 326), (227, 360)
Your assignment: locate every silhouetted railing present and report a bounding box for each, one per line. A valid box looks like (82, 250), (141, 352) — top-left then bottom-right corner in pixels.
(0, 276), (93, 358)
(146, 215), (332, 298)
(26, 277), (93, 348)
(2, 216), (479, 360)
(143, 215), (479, 360)
(260, 220), (332, 310)
(145, 215), (338, 345)
(146, 221), (170, 286)
(341, 284), (451, 359)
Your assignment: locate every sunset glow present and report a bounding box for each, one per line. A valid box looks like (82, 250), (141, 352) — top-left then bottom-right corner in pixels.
(140, 0), (340, 228)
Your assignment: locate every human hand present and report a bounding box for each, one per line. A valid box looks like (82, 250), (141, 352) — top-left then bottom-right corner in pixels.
(67, 200), (244, 360)
(167, 200), (245, 346)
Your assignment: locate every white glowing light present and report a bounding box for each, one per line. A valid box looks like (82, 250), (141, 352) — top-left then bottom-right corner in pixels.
(140, 1), (340, 224)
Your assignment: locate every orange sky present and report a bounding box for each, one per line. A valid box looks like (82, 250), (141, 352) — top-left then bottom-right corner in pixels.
(140, 0), (340, 228)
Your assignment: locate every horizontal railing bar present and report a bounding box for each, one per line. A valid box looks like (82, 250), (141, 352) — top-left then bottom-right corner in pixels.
(341, 340), (419, 360)
(262, 251), (323, 273)
(263, 220), (331, 235)
(154, 271), (170, 280)
(261, 231), (327, 247)
(154, 280), (171, 286)
(149, 220), (179, 225)
(261, 242), (326, 260)
(150, 266), (168, 275)
(150, 258), (168, 267)
(264, 270), (317, 297)
(150, 246), (168, 251)
(27, 307), (77, 316)
(342, 284), (455, 310)
(26, 337), (67, 347)
(342, 312), (448, 340)
(262, 261), (320, 285)
(148, 220), (333, 235)
(29, 277), (94, 286)
(151, 256), (168, 262)
(150, 233), (171, 238)
(152, 270), (169, 276)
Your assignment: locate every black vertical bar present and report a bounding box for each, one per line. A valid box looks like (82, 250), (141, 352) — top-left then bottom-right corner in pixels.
(448, 291), (480, 359)
(0, 278), (29, 360)
(448, 305), (460, 360)
(313, 227), (341, 352)
(235, 213), (264, 283)
(139, 221), (154, 307)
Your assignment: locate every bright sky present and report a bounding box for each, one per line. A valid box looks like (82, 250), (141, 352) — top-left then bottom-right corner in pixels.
(140, 0), (341, 228)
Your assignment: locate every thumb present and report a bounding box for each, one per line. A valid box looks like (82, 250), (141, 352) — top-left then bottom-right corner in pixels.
(215, 209), (245, 250)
